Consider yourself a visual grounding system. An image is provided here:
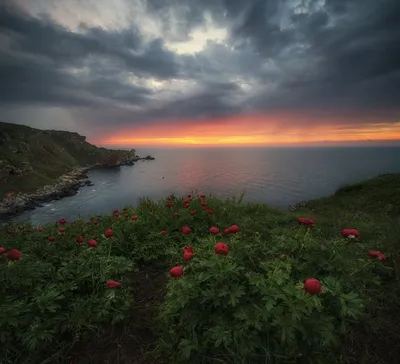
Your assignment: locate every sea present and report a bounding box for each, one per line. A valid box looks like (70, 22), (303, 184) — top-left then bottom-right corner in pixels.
(13, 146), (400, 225)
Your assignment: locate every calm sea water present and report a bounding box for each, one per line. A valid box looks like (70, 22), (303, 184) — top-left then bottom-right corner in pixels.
(14, 147), (400, 225)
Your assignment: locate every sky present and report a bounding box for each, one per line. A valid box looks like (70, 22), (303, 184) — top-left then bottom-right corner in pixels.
(0, 0), (399, 147)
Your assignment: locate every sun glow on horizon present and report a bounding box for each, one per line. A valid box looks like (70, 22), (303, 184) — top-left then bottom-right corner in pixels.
(93, 114), (400, 147)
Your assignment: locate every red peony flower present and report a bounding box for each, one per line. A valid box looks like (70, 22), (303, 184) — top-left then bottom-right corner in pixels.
(173, 212), (179, 217)
(368, 250), (386, 261)
(183, 199), (189, 204)
(227, 225), (240, 234)
(124, 213), (129, 218)
(304, 278), (322, 294)
(215, 242), (229, 255)
(183, 204), (189, 209)
(9, 233), (15, 237)
(169, 266), (183, 278)
(58, 227), (65, 233)
(76, 236), (84, 244)
(58, 218), (67, 225)
(181, 226), (192, 235)
(190, 210), (196, 216)
(0, 247), (6, 255)
(297, 218), (316, 226)
(7, 249), (21, 261)
(49, 236), (55, 242)
(131, 215), (137, 221)
(223, 228), (231, 235)
(161, 230), (167, 235)
(341, 229), (360, 239)
(113, 208), (118, 213)
(38, 227), (44, 232)
(187, 194), (192, 198)
(88, 239), (98, 248)
(114, 212), (120, 217)
(93, 220), (98, 225)
(201, 201), (208, 207)
(105, 229), (114, 238)
(206, 209), (215, 214)
(209, 226), (219, 234)
(183, 246), (194, 261)
(200, 194), (206, 199)
(106, 280), (121, 289)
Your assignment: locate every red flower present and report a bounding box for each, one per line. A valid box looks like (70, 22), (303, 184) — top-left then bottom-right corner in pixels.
(368, 250), (386, 261)
(173, 212), (179, 217)
(113, 208), (119, 213)
(124, 213), (128, 218)
(209, 226), (219, 234)
(169, 266), (183, 278)
(76, 236), (84, 244)
(200, 194), (206, 199)
(58, 218), (67, 225)
(161, 230), (167, 235)
(341, 229), (360, 239)
(190, 210), (196, 216)
(183, 199), (189, 204)
(7, 249), (21, 261)
(9, 233), (15, 237)
(114, 212), (120, 217)
(215, 242), (229, 255)
(106, 280), (121, 289)
(105, 229), (114, 238)
(181, 226), (192, 235)
(0, 247), (6, 255)
(223, 228), (231, 235)
(297, 218), (316, 226)
(183, 246), (194, 261)
(206, 209), (215, 214)
(58, 227), (65, 233)
(38, 227), (44, 232)
(304, 278), (322, 294)
(131, 215), (137, 221)
(123, 207), (128, 211)
(88, 239), (98, 248)
(227, 225), (240, 234)
(49, 236), (55, 242)
(93, 220), (98, 225)
(201, 201), (208, 207)
(187, 194), (192, 198)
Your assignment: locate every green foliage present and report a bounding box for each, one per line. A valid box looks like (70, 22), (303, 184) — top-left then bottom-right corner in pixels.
(0, 225), (134, 363)
(0, 173), (399, 363)
(159, 226), (388, 363)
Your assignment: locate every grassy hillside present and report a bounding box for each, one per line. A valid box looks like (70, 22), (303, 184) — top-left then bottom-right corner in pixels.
(0, 173), (399, 364)
(0, 122), (136, 199)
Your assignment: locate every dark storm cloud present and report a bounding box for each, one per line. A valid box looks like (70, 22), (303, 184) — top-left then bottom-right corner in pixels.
(0, 4), (180, 78)
(0, 0), (399, 129)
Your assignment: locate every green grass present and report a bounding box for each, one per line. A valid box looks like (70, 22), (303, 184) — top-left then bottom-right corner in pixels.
(0, 122), (134, 199)
(0, 173), (399, 363)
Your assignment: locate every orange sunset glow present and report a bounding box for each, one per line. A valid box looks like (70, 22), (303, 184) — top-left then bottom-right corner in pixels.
(96, 114), (400, 147)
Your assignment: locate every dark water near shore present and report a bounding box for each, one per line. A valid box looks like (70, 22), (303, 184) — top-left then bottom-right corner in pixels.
(14, 146), (400, 225)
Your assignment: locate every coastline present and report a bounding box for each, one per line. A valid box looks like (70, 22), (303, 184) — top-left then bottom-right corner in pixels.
(0, 154), (155, 220)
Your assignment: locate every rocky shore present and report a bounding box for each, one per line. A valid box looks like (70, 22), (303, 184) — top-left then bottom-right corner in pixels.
(0, 154), (155, 220)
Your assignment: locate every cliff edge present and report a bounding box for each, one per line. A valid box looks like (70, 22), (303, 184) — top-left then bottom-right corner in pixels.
(0, 121), (153, 216)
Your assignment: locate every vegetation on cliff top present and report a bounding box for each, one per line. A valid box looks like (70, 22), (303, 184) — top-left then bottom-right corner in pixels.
(0, 173), (399, 364)
(0, 122), (136, 199)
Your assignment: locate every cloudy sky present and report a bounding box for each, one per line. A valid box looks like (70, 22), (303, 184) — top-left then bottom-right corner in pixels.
(0, 0), (399, 146)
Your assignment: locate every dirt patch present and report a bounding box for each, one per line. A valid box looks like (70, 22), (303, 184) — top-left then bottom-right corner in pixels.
(68, 266), (167, 364)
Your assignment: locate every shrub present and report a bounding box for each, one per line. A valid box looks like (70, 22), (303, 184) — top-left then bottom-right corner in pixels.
(0, 228), (133, 362)
(160, 228), (388, 363)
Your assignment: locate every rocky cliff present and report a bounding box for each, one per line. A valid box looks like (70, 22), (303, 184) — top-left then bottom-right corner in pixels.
(0, 121), (153, 216)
